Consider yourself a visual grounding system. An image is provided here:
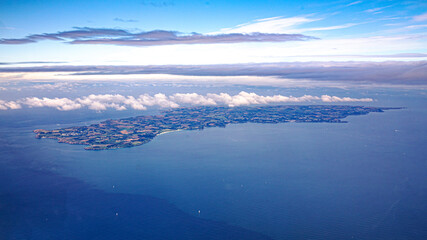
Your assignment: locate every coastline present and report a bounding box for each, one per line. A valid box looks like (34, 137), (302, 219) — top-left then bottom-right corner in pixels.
(158, 129), (183, 136)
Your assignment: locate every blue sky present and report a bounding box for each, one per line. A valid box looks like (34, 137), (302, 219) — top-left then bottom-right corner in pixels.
(1, 0), (426, 35)
(0, 0), (426, 83)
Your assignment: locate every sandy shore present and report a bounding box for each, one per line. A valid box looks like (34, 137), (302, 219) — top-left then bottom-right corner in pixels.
(158, 129), (183, 136)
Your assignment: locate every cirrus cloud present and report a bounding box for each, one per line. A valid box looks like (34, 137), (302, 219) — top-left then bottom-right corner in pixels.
(413, 12), (427, 22)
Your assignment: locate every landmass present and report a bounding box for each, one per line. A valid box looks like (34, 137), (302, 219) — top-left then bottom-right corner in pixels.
(34, 105), (399, 150)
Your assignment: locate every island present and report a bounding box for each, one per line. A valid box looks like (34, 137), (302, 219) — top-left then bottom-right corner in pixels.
(34, 105), (399, 150)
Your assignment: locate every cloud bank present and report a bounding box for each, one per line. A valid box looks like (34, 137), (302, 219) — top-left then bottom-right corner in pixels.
(0, 27), (315, 46)
(0, 92), (373, 111)
(1, 61), (425, 85)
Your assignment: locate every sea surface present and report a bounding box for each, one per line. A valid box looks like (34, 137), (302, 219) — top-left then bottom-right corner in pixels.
(0, 88), (426, 240)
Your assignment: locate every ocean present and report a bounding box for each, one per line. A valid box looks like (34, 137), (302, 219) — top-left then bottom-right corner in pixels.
(0, 87), (426, 240)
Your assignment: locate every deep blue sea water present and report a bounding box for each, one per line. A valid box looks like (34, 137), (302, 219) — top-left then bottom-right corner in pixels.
(0, 88), (426, 240)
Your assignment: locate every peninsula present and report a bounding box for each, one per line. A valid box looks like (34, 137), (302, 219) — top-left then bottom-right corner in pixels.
(34, 105), (398, 150)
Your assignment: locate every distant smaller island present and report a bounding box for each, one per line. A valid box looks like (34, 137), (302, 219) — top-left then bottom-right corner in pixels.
(34, 105), (400, 150)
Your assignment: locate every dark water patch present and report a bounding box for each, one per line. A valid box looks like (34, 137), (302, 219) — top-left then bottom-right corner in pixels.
(0, 149), (272, 240)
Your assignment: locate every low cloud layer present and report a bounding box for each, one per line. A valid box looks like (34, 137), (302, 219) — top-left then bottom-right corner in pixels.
(0, 92), (373, 111)
(0, 61), (66, 65)
(1, 61), (425, 85)
(0, 27), (314, 46)
(0, 100), (21, 110)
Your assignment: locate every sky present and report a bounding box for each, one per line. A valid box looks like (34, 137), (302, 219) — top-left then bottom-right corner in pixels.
(0, 0), (426, 85)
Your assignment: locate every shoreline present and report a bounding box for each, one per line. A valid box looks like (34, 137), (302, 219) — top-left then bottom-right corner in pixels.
(158, 129), (183, 136)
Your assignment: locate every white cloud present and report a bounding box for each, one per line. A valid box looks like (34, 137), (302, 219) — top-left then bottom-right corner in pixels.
(170, 93), (217, 105)
(300, 23), (359, 32)
(205, 92), (321, 107)
(0, 92), (373, 111)
(405, 24), (427, 30)
(364, 5), (392, 14)
(0, 100), (22, 110)
(137, 93), (179, 108)
(76, 94), (130, 111)
(413, 12), (427, 22)
(321, 95), (373, 102)
(210, 15), (360, 35)
(211, 16), (321, 34)
(30, 82), (75, 91)
(123, 96), (146, 110)
(346, 1), (362, 7)
(24, 97), (82, 111)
